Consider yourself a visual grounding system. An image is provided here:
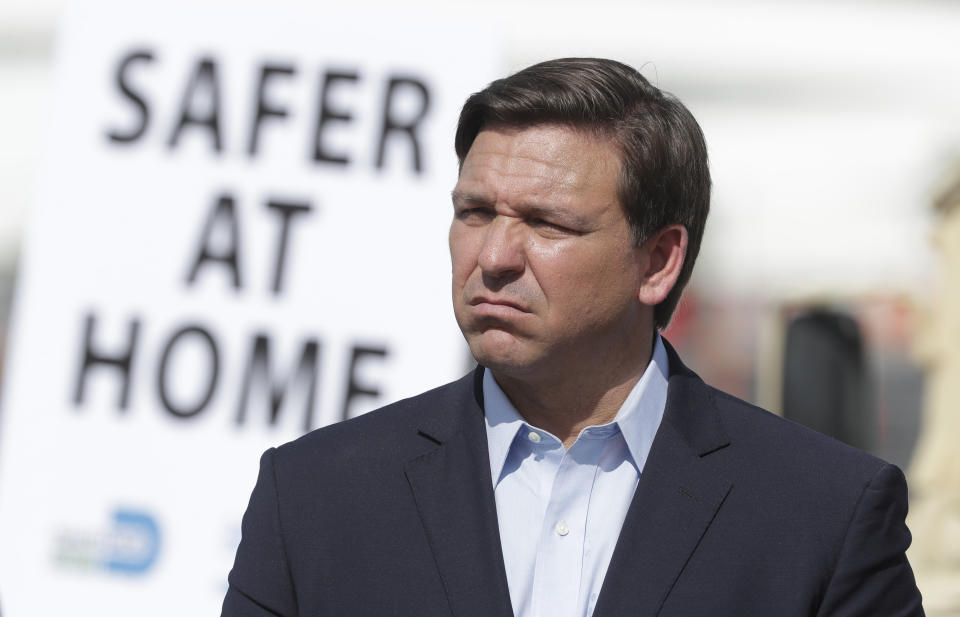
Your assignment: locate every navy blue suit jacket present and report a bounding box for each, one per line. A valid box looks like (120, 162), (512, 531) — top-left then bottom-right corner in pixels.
(222, 345), (923, 617)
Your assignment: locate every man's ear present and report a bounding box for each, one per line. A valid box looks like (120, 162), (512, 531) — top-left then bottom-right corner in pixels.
(637, 224), (688, 306)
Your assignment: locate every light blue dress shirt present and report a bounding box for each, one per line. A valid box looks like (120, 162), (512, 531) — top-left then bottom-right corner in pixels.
(484, 335), (669, 617)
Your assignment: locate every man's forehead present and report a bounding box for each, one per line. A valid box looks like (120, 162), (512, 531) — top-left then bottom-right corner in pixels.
(467, 125), (617, 161)
(457, 126), (621, 193)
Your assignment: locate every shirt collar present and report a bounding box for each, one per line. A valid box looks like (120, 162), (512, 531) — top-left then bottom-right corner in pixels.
(615, 334), (670, 474)
(483, 368), (528, 486)
(483, 334), (671, 484)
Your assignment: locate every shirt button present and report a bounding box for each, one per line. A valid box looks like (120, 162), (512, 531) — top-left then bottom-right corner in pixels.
(527, 431), (541, 444)
(555, 521), (570, 536)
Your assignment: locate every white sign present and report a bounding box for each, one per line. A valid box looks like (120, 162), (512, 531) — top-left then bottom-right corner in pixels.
(0, 2), (499, 615)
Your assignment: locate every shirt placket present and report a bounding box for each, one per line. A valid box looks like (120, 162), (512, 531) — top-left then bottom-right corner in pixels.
(531, 437), (602, 617)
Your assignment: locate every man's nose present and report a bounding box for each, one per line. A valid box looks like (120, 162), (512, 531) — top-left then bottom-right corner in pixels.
(478, 216), (525, 280)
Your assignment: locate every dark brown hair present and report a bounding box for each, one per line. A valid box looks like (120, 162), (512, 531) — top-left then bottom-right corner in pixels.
(455, 58), (710, 330)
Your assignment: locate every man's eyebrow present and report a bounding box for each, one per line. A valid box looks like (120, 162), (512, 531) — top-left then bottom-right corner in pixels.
(451, 190), (494, 207)
(520, 203), (592, 228)
(451, 190), (595, 228)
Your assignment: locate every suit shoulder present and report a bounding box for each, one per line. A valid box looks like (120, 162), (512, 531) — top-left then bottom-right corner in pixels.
(271, 371), (474, 468)
(707, 386), (889, 483)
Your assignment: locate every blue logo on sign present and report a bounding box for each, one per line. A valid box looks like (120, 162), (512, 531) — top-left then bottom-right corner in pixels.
(104, 509), (161, 574)
(53, 508), (161, 576)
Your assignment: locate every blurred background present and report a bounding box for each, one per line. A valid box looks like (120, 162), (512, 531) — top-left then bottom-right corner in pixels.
(1, 0), (959, 614)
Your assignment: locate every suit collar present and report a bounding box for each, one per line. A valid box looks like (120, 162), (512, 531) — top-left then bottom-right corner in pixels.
(660, 338), (731, 457)
(413, 367), (484, 445)
(404, 367), (514, 617)
(407, 340), (733, 617)
(593, 339), (733, 617)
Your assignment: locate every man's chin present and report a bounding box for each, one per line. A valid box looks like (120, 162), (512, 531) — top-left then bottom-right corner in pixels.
(466, 332), (541, 377)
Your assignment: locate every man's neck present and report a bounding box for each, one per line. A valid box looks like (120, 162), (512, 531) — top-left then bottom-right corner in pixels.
(490, 336), (657, 449)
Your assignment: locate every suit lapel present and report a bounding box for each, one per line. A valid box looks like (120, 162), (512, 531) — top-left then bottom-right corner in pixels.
(404, 345), (730, 617)
(593, 344), (733, 617)
(404, 369), (514, 617)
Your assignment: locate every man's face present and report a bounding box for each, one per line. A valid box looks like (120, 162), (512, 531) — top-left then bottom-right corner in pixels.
(450, 124), (648, 379)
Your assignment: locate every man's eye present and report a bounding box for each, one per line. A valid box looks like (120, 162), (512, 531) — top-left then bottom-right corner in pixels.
(531, 218), (574, 234)
(457, 208), (494, 222)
